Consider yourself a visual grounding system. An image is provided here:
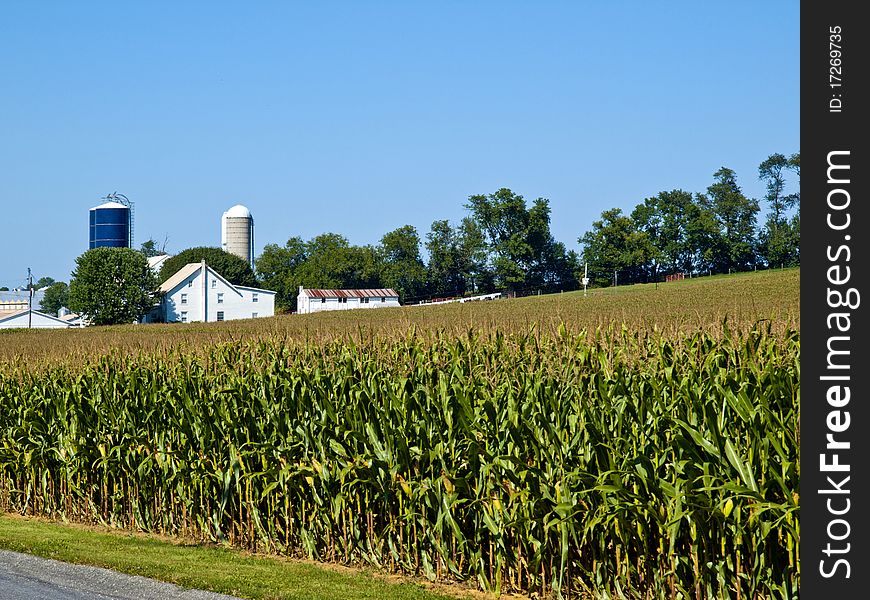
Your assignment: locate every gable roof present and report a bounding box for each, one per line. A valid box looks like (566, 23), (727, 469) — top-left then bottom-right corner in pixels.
(159, 262), (252, 298)
(159, 263), (202, 294)
(302, 288), (399, 299)
(0, 309), (72, 327)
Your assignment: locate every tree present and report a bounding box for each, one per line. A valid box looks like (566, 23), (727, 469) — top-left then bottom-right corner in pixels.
(139, 237), (168, 258)
(159, 247), (258, 288)
(758, 153), (800, 267)
(68, 248), (157, 325)
(425, 220), (461, 297)
(700, 167), (759, 273)
(466, 189), (572, 291)
(34, 276), (56, 290)
(40, 282), (69, 315)
(0, 287), (8, 292)
(579, 208), (657, 286)
(455, 217), (490, 293)
(379, 225), (427, 301)
(255, 237), (307, 312)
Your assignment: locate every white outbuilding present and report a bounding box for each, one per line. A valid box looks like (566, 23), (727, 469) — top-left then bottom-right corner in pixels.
(0, 309), (73, 329)
(296, 287), (400, 315)
(147, 260), (275, 323)
(147, 253), (173, 274)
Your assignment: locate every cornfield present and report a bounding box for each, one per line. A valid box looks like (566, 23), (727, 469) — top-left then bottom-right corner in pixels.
(0, 323), (799, 599)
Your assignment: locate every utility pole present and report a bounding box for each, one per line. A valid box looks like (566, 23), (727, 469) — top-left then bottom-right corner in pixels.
(27, 268), (33, 329)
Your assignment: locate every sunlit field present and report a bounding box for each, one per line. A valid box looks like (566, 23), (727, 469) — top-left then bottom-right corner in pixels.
(0, 268), (800, 598)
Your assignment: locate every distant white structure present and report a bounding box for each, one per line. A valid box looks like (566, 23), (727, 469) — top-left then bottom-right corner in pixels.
(414, 292), (502, 306)
(0, 309), (73, 329)
(221, 204), (254, 266)
(146, 260), (275, 323)
(147, 253), (173, 274)
(296, 287), (400, 315)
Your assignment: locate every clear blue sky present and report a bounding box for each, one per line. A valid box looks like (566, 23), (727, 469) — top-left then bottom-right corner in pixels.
(0, 1), (798, 288)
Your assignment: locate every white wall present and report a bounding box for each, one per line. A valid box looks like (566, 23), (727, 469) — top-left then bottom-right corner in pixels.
(0, 311), (71, 329)
(297, 292), (399, 314)
(162, 265), (275, 323)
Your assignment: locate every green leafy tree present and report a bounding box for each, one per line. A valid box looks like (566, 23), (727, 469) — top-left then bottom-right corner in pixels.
(466, 189), (573, 291)
(39, 282), (69, 315)
(68, 248), (157, 325)
(34, 276), (56, 290)
(425, 220), (461, 297)
(159, 247), (258, 288)
(579, 208), (657, 286)
(758, 153), (800, 267)
(700, 167), (759, 273)
(425, 218), (490, 297)
(379, 226), (427, 301)
(255, 237), (307, 312)
(455, 217), (490, 293)
(139, 238), (168, 258)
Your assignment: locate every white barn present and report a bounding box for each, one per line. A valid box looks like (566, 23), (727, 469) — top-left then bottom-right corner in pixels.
(296, 287), (400, 314)
(147, 261), (276, 323)
(0, 309), (73, 329)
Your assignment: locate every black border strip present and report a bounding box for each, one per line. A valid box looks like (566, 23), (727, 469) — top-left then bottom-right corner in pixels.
(801, 1), (869, 596)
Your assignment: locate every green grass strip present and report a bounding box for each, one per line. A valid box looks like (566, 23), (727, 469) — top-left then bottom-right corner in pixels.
(0, 515), (467, 600)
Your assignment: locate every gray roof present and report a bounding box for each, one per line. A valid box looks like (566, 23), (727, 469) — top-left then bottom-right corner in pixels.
(0, 290), (45, 306)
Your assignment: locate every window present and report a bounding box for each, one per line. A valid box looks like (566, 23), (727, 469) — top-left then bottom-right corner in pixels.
(188, 280), (193, 287)
(211, 279), (217, 289)
(180, 311), (188, 323)
(252, 312), (258, 318)
(216, 311), (224, 321)
(217, 293), (224, 304)
(381, 297), (385, 303)
(321, 298), (326, 304)
(361, 297), (369, 304)
(180, 293), (188, 305)
(252, 292), (258, 303)
(339, 297), (347, 304)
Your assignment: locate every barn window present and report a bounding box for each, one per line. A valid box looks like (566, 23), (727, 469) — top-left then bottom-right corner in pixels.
(188, 280), (193, 287)
(252, 292), (258, 303)
(381, 297), (385, 302)
(180, 311), (188, 323)
(321, 298), (326, 303)
(217, 311), (225, 321)
(217, 293), (224, 304)
(180, 293), (187, 305)
(212, 279), (217, 289)
(252, 312), (258, 318)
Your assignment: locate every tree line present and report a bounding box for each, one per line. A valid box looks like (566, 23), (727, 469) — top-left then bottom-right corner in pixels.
(255, 188), (580, 312)
(580, 153), (799, 286)
(256, 152), (798, 310)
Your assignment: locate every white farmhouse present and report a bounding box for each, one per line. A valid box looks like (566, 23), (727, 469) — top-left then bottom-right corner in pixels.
(0, 309), (73, 329)
(148, 260), (275, 323)
(296, 287), (400, 314)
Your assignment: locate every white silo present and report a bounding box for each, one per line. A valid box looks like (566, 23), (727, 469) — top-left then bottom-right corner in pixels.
(221, 204), (254, 266)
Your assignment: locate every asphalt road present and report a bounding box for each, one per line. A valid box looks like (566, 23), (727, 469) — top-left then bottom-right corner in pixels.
(0, 550), (243, 600)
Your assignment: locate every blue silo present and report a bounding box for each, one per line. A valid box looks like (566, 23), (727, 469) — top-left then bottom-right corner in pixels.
(89, 201), (131, 249)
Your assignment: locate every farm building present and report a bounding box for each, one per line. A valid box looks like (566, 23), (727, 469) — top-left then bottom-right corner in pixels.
(0, 289), (46, 313)
(146, 260), (275, 323)
(296, 287), (400, 315)
(147, 253), (172, 273)
(0, 309), (73, 329)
